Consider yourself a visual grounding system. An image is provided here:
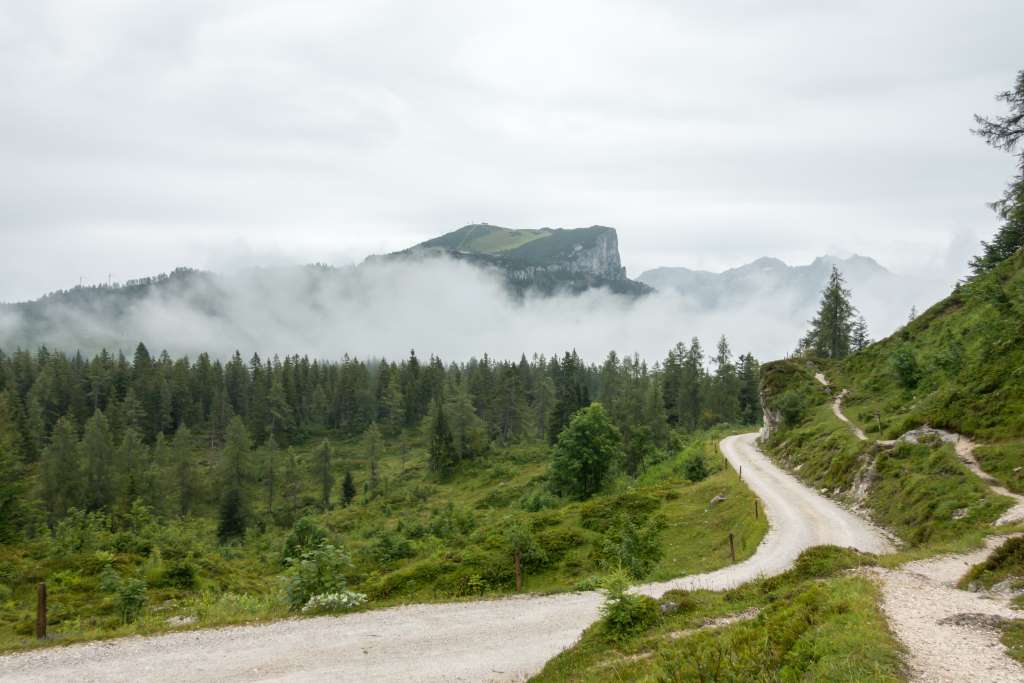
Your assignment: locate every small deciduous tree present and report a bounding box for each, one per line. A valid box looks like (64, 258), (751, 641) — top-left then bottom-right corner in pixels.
(549, 403), (622, 500)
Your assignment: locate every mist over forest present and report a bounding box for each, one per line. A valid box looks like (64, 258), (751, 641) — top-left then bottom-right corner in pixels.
(0, 253), (949, 362)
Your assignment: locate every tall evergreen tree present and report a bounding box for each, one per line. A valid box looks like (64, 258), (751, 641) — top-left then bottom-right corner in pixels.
(40, 415), (81, 521)
(81, 409), (115, 510)
(172, 425), (198, 517)
(362, 422), (383, 494)
(0, 393), (27, 542)
(428, 398), (457, 480)
(313, 439), (333, 510)
(341, 470), (356, 507)
(851, 316), (871, 352)
(971, 70), (1024, 274)
(799, 266), (857, 359)
(549, 402), (621, 500)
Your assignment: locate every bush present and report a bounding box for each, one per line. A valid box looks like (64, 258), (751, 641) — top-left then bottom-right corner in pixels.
(285, 543), (356, 611)
(282, 517), (328, 563)
(160, 560), (198, 589)
(301, 591), (367, 614)
(599, 570), (660, 641)
(601, 514), (666, 579)
(682, 451), (709, 482)
(117, 578), (147, 624)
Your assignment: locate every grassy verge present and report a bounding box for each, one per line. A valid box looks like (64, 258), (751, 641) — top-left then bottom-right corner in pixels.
(0, 427), (767, 653)
(531, 546), (903, 682)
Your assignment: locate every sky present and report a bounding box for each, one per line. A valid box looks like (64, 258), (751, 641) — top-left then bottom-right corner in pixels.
(0, 0), (1022, 303)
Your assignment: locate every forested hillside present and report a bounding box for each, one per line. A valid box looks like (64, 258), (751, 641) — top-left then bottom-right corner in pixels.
(0, 336), (761, 650)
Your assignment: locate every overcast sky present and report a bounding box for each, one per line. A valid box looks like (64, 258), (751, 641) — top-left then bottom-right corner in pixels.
(1, 0), (1021, 302)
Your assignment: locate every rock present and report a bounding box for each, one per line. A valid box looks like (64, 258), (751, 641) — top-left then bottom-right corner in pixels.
(951, 508), (968, 520)
(708, 495), (727, 507)
(660, 601), (679, 615)
(936, 612), (1007, 630)
(166, 615), (196, 627)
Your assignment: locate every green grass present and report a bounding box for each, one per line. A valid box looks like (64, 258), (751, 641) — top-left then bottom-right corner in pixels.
(976, 442), (1024, 495)
(0, 427), (767, 653)
(833, 249), (1024, 443)
(958, 536), (1024, 592)
(531, 546), (903, 682)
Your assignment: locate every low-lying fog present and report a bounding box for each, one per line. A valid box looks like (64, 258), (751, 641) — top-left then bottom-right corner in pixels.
(0, 255), (954, 363)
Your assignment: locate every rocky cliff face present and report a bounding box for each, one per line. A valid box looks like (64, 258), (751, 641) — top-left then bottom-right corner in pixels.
(379, 224), (648, 296)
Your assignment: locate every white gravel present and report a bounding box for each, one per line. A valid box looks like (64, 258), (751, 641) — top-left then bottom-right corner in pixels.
(873, 536), (1024, 682)
(0, 432), (894, 682)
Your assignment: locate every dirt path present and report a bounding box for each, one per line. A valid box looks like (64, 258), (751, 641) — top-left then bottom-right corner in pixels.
(872, 537), (1024, 682)
(816, 371), (1024, 681)
(0, 433), (893, 683)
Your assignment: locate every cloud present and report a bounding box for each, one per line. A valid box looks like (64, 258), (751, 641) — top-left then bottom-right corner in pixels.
(0, 255), (945, 363)
(0, 1), (1021, 302)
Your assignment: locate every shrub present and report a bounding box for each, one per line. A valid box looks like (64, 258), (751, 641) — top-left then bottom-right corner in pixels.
(301, 591), (367, 614)
(285, 543), (356, 611)
(282, 517), (328, 563)
(682, 451), (709, 482)
(601, 514), (666, 579)
(117, 578), (147, 624)
(599, 570), (660, 641)
(160, 560), (198, 589)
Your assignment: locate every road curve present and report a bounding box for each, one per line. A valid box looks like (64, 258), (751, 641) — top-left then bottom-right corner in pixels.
(0, 433), (893, 683)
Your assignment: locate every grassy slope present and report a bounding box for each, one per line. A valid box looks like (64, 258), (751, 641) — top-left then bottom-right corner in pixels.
(532, 547), (903, 682)
(0, 427), (766, 653)
(761, 251), (1024, 553)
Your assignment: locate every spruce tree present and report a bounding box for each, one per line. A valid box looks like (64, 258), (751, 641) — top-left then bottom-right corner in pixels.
(0, 393), (27, 542)
(851, 316), (870, 352)
(172, 425), (197, 517)
(362, 422), (383, 494)
(799, 266), (857, 359)
(314, 439), (333, 510)
(263, 436), (279, 515)
(81, 409), (115, 510)
(40, 415), (82, 521)
(429, 398), (457, 480)
(971, 70), (1024, 274)
(341, 470), (356, 507)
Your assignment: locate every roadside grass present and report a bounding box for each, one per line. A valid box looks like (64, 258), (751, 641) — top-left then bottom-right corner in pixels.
(0, 426), (767, 653)
(531, 546), (903, 682)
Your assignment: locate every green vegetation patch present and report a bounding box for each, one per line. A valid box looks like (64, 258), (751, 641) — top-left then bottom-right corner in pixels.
(976, 442), (1024, 495)
(958, 535), (1024, 592)
(532, 546), (901, 683)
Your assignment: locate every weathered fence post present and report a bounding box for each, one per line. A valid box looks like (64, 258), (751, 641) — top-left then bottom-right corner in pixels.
(739, 465), (743, 481)
(754, 500), (759, 519)
(36, 582), (46, 640)
(729, 533), (736, 562)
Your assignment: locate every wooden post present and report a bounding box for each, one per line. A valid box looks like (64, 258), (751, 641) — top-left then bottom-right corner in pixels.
(754, 500), (759, 519)
(875, 411), (882, 435)
(514, 550), (522, 592)
(35, 582), (46, 640)
(729, 533), (735, 562)
(739, 465), (743, 481)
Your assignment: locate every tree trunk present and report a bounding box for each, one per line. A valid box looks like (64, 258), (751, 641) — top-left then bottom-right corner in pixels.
(514, 550), (522, 592)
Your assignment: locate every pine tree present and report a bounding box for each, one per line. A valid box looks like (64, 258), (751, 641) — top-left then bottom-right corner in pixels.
(172, 425), (197, 517)
(428, 398), (457, 480)
(736, 354), (762, 425)
(380, 377), (405, 437)
(341, 470), (356, 507)
(218, 416), (251, 541)
(217, 486), (246, 542)
(314, 439), (333, 510)
(262, 436), (280, 515)
(0, 393), (27, 542)
(709, 336), (740, 424)
(971, 70), (1024, 274)
(281, 447), (301, 525)
(81, 409), (115, 510)
(362, 422), (383, 494)
(799, 266), (857, 359)
(851, 316), (871, 352)
(40, 415), (82, 521)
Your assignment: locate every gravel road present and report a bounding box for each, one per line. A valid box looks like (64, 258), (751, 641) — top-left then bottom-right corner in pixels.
(0, 433), (893, 682)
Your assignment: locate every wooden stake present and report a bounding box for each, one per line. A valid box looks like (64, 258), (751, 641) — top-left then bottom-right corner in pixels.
(514, 550), (522, 592)
(729, 533), (735, 562)
(754, 500), (759, 519)
(36, 582), (46, 640)
(739, 465), (743, 481)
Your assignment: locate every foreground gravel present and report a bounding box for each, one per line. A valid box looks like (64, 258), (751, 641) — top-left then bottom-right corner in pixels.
(0, 433), (893, 682)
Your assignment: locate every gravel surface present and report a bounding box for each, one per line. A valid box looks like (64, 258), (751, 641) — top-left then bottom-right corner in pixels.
(0, 432), (893, 682)
(873, 536), (1024, 682)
